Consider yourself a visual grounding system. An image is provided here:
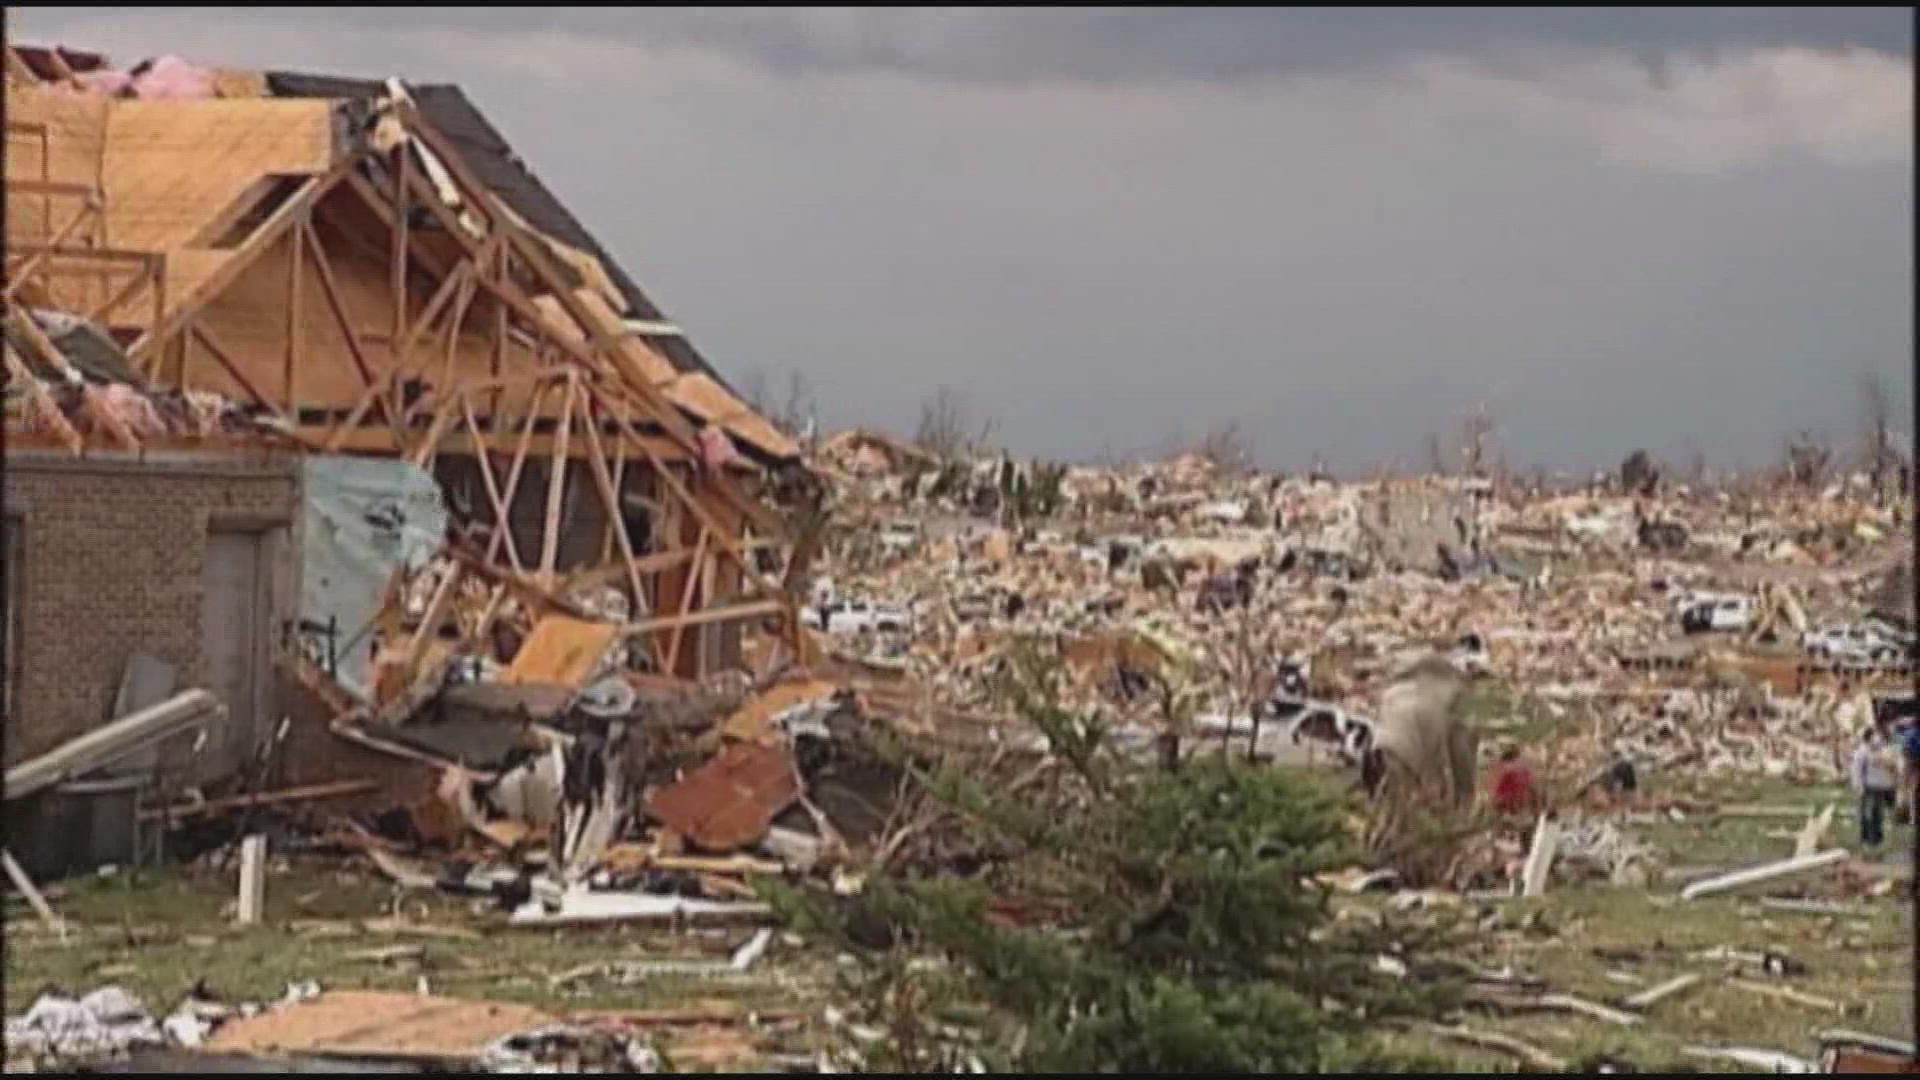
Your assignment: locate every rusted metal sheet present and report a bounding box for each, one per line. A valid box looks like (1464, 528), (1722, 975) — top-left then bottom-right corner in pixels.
(645, 742), (799, 852)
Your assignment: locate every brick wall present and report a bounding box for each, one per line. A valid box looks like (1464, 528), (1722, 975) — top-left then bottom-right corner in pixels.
(3, 449), (301, 783)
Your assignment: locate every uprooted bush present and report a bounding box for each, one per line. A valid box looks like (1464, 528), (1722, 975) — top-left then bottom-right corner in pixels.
(766, 648), (1463, 1073)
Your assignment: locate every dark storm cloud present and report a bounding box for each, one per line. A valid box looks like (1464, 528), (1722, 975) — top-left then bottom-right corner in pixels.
(4, 6), (1910, 472)
(20, 7), (1913, 85)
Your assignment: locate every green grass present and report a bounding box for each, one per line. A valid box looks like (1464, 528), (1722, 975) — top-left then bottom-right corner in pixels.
(4, 857), (827, 1061)
(1373, 769), (1909, 1072)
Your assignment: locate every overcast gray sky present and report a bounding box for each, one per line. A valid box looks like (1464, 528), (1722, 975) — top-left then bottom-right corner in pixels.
(13, 7), (1912, 472)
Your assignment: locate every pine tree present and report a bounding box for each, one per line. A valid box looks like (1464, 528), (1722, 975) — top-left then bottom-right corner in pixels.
(768, 646), (1463, 1073)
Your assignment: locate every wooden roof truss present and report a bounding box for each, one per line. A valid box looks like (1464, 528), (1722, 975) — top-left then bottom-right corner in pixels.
(2, 86), (803, 678)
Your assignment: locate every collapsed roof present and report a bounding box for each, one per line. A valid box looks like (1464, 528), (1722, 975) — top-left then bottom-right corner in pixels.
(3, 48), (797, 464)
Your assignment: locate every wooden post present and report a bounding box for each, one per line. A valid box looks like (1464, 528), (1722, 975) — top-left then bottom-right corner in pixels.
(286, 217), (304, 412)
(303, 220), (379, 388)
(666, 528), (710, 674)
(237, 834), (266, 926)
(539, 376), (577, 584)
(486, 380), (551, 567)
(1520, 813), (1559, 898)
(392, 144), (409, 353)
(459, 396), (524, 572)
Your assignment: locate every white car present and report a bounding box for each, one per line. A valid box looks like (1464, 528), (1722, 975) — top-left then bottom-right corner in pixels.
(1680, 595), (1752, 634)
(1803, 623), (1907, 665)
(808, 598), (914, 636)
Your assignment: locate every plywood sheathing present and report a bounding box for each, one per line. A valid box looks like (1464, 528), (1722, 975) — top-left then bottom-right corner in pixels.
(502, 615), (620, 688)
(101, 98), (334, 251)
(205, 990), (553, 1060)
(3, 88), (109, 242)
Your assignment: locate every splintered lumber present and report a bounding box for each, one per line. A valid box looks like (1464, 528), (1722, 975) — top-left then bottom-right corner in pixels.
(1679, 849), (1848, 900)
(4, 689), (220, 801)
(1622, 972), (1707, 1012)
(1520, 813), (1559, 898)
(1419, 1023), (1567, 1071)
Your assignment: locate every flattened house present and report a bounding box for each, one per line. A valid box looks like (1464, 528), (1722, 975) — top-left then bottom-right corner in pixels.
(3, 45), (811, 798)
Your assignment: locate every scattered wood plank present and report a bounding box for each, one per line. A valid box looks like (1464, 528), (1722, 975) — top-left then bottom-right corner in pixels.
(1622, 971), (1708, 1012)
(1468, 989), (1641, 1027)
(365, 848), (438, 891)
(359, 917), (482, 941)
(1728, 978), (1844, 1014)
(1419, 1022), (1567, 1071)
(1, 848), (68, 942)
(1680, 849), (1848, 900)
(1759, 897), (1857, 917)
(569, 1004), (808, 1027)
(344, 944), (427, 964)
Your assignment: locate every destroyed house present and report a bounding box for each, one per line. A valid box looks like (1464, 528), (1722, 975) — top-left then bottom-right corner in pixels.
(3, 48), (808, 800)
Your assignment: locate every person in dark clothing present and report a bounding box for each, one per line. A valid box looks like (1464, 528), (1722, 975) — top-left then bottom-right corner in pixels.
(1899, 719), (1920, 825)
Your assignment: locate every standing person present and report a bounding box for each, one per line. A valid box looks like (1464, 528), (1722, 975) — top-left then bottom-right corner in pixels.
(1850, 726), (1898, 849)
(1899, 717), (1920, 825)
(1488, 745), (1538, 817)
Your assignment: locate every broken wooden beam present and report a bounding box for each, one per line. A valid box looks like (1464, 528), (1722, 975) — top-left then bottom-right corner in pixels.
(141, 779), (379, 822)
(1679, 848), (1848, 900)
(4, 689), (220, 802)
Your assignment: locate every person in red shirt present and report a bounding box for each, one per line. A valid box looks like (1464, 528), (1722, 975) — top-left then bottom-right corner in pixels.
(1488, 745), (1538, 816)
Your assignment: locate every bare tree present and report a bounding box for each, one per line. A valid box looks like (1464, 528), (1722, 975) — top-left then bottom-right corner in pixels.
(773, 369), (815, 438)
(1783, 428), (1833, 490)
(1458, 404), (1495, 479)
(1424, 433), (1447, 476)
(736, 367), (773, 419)
(1193, 420), (1256, 476)
(1618, 449), (1660, 496)
(913, 385), (995, 460)
(1860, 371), (1893, 503)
